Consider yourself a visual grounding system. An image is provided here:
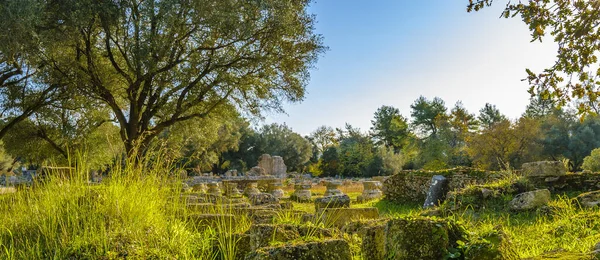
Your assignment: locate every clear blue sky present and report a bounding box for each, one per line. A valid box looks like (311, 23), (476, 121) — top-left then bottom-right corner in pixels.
(265, 1), (556, 136)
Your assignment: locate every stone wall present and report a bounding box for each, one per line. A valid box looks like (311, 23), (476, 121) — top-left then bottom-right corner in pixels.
(527, 172), (600, 192)
(382, 167), (501, 204)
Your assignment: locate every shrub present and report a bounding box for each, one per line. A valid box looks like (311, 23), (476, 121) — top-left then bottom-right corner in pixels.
(582, 148), (600, 172)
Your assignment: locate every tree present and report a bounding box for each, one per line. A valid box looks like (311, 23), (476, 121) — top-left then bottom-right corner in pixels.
(524, 95), (557, 119)
(478, 103), (506, 130)
(220, 123), (312, 172)
(410, 96), (448, 138)
(370, 105), (411, 152)
(467, 1), (600, 114)
(539, 112), (600, 170)
(320, 146), (341, 177)
(258, 123), (312, 172)
(307, 125), (337, 156)
(450, 101), (478, 135)
(3, 0), (325, 159)
(582, 148), (600, 172)
(159, 105), (244, 174)
(467, 117), (542, 170)
(337, 124), (377, 177)
(0, 0), (70, 140)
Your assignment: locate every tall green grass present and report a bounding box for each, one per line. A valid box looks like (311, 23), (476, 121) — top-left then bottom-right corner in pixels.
(0, 151), (246, 259)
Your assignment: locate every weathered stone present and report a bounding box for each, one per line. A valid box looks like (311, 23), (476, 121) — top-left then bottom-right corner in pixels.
(384, 217), (466, 260)
(290, 183), (312, 202)
(272, 156), (287, 178)
(258, 154), (274, 175)
(247, 166), (266, 176)
(317, 207), (379, 227)
(224, 182), (242, 198)
(575, 190), (600, 208)
(522, 161), (566, 177)
(246, 224), (301, 250)
(382, 167), (494, 204)
(324, 181), (344, 196)
(244, 182), (262, 197)
(245, 239), (351, 260)
(249, 193), (279, 206)
(224, 169), (238, 177)
(463, 228), (519, 260)
(191, 183), (207, 193)
(268, 180), (285, 199)
(357, 181), (383, 203)
(207, 182), (222, 196)
(509, 189), (551, 211)
(342, 219), (388, 260)
(423, 175), (449, 208)
(314, 194), (351, 210)
(181, 183), (191, 192)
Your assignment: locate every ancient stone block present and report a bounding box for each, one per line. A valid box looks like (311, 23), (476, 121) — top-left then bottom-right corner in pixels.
(575, 190), (600, 208)
(384, 217), (466, 260)
(207, 182), (222, 196)
(191, 183), (207, 193)
(423, 175), (449, 208)
(268, 180), (285, 199)
(249, 193), (279, 206)
(290, 182), (312, 202)
(317, 207), (379, 227)
(247, 166), (266, 176)
(357, 181), (383, 202)
(272, 156), (287, 178)
(247, 224), (301, 250)
(258, 154), (274, 175)
(522, 161), (566, 177)
(324, 181), (344, 196)
(314, 194), (350, 210)
(244, 182), (262, 197)
(509, 189), (551, 211)
(245, 239), (351, 260)
(342, 219), (388, 260)
(224, 182), (242, 198)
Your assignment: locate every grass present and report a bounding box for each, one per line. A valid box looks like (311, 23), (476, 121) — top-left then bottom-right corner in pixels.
(2, 156), (599, 260)
(0, 153), (253, 259)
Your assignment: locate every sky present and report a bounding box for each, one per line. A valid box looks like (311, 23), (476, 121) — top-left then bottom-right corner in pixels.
(264, 1), (557, 136)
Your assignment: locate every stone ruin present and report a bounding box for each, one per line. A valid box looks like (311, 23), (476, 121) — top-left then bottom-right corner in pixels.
(257, 154), (287, 178)
(357, 181), (383, 202)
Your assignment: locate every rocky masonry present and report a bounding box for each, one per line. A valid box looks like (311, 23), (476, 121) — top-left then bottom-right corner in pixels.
(357, 181), (383, 202)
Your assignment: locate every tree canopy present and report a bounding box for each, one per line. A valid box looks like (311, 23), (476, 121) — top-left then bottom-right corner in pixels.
(0, 0), (325, 159)
(468, 0), (600, 114)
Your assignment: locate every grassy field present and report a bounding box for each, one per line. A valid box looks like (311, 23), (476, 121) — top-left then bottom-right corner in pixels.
(0, 158), (598, 259)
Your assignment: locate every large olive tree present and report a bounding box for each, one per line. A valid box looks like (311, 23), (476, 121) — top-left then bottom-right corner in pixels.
(2, 0), (324, 159)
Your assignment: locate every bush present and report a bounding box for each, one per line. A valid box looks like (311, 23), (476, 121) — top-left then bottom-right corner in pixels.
(582, 148), (600, 172)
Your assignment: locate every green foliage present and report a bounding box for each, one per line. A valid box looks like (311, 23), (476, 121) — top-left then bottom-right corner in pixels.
(0, 0), (325, 158)
(468, 0), (600, 114)
(467, 117), (542, 170)
(370, 105), (411, 152)
(0, 155), (203, 258)
(582, 148), (600, 172)
(160, 106), (244, 173)
(319, 146), (342, 177)
(541, 114), (600, 170)
(307, 125), (338, 157)
(221, 123), (312, 172)
(410, 96), (448, 138)
(478, 103), (506, 130)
